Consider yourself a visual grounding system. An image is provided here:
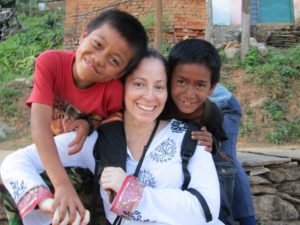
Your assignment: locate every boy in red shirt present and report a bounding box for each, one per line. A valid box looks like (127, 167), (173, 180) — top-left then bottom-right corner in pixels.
(26, 9), (147, 224)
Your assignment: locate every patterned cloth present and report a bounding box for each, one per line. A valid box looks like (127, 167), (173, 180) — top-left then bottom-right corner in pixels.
(0, 167), (105, 225)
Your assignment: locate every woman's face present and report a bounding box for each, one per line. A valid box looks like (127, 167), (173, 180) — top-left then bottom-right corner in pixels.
(124, 57), (167, 124)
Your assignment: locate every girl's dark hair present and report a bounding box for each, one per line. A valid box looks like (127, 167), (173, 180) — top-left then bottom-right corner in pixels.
(86, 9), (148, 75)
(168, 39), (221, 86)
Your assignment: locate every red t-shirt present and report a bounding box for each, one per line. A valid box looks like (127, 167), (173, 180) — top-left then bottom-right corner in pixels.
(27, 50), (123, 121)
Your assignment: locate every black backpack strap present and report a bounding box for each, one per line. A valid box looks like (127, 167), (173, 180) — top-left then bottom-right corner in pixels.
(181, 121), (213, 223)
(91, 133), (101, 225)
(181, 121), (199, 190)
(188, 188), (213, 222)
(91, 121), (127, 225)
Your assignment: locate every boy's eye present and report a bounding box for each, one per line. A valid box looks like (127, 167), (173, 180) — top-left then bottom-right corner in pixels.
(176, 79), (185, 86)
(197, 82), (206, 88)
(93, 40), (102, 48)
(109, 57), (120, 67)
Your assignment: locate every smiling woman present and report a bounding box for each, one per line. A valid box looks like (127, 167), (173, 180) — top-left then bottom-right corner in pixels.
(124, 56), (168, 125)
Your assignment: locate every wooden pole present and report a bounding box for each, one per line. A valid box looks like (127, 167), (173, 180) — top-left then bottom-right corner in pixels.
(241, 0), (251, 60)
(154, 0), (162, 50)
(205, 0), (214, 44)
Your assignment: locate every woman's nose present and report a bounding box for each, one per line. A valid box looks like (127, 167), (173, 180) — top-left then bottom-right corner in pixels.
(143, 87), (156, 100)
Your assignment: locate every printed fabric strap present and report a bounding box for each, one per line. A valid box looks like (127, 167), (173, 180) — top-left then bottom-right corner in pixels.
(112, 119), (160, 225)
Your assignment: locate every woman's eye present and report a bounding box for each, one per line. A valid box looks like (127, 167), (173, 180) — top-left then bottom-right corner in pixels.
(134, 82), (144, 88)
(155, 85), (166, 91)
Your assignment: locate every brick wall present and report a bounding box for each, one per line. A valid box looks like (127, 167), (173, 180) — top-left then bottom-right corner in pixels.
(64, 0), (206, 49)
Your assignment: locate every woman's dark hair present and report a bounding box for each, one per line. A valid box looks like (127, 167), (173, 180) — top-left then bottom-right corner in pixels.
(121, 48), (168, 83)
(86, 9), (148, 75)
(168, 39), (221, 86)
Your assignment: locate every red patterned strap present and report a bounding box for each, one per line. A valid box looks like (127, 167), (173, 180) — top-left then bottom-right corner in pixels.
(110, 175), (145, 216)
(17, 185), (53, 218)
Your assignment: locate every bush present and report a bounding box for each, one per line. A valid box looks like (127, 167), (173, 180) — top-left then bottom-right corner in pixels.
(0, 11), (64, 82)
(266, 119), (300, 144)
(242, 45), (300, 96)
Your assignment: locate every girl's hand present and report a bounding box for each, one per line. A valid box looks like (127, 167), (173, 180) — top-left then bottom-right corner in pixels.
(191, 126), (213, 152)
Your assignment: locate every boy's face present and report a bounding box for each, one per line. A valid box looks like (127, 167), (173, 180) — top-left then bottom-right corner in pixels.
(171, 63), (215, 115)
(73, 23), (134, 88)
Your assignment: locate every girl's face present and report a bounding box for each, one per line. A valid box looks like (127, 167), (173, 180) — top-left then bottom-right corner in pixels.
(124, 57), (167, 124)
(171, 63), (215, 118)
(73, 23), (134, 89)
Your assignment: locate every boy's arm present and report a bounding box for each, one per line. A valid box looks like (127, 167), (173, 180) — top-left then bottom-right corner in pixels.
(66, 112), (122, 155)
(31, 103), (86, 223)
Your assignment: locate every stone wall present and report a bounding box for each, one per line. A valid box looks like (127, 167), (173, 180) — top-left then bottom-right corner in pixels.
(238, 149), (300, 225)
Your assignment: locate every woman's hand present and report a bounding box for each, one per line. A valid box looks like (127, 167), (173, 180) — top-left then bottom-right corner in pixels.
(100, 167), (128, 200)
(191, 126), (213, 152)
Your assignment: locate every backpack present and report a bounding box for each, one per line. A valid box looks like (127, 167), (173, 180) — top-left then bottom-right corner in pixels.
(182, 121), (236, 225)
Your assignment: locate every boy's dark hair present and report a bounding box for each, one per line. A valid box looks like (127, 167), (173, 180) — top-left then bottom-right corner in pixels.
(168, 39), (221, 86)
(86, 9), (148, 75)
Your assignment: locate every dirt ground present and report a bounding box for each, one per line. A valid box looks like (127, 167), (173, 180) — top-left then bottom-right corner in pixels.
(0, 66), (299, 150)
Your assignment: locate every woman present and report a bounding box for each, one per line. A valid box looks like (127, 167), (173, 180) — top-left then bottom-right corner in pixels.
(1, 49), (221, 225)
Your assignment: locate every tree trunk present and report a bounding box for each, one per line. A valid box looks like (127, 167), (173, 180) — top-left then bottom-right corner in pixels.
(154, 0), (162, 51)
(205, 0), (214, 44)
(241, 0), (251, 60)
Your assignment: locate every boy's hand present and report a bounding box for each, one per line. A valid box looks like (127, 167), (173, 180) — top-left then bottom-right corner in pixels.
(38, 197), (90, 225)
(51, 182), (87, 224)
(191, 126), (213, 152)
(64, 119), (89, 155)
